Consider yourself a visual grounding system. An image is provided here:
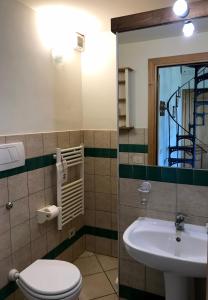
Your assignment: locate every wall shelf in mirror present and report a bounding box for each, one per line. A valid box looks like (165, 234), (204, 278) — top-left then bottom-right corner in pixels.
(118, 67), (134, 129)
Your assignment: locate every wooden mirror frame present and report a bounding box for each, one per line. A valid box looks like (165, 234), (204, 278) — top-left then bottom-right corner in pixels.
(111, 0), (208, 165)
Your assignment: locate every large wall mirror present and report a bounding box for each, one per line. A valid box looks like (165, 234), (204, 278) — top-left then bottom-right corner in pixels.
(117, 16), (208, 170)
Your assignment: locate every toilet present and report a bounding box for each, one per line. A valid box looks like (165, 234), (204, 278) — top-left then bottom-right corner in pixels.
(9, 259), (82, 300)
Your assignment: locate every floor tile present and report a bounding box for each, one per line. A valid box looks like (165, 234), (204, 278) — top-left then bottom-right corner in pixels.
(105, 269), (118, 293)
(79, 251), (95, 258)
(96, 254), (118, 271)
(79, 273), (114, 300)
(74, 255), (102, 276)
(95, 294), (118, 300)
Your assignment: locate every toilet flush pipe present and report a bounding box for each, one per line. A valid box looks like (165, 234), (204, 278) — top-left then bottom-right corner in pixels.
(8, 269), (20, 281)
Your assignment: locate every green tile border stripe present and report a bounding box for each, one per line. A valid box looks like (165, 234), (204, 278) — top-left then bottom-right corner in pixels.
(119, 285), (165, 300)
(119, 164), (208, 186)
(119, 144), (148, 153)
(0, 225), (118, 300)
(84, 148), (117, 158)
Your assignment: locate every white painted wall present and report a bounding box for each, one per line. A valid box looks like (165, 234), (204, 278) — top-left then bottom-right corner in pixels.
(0, 0), (82, 134)
(118, 31), (208, 129)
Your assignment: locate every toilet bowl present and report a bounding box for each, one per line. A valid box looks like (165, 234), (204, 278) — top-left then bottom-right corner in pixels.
(9, 259), (82, 300)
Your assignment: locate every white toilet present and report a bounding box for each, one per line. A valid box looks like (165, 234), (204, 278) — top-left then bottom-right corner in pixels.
(9, 259), (82, 300)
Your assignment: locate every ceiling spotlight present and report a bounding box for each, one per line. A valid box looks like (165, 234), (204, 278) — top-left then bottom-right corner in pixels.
(173, 0), (189, 18)
(183, 20), (195, 37)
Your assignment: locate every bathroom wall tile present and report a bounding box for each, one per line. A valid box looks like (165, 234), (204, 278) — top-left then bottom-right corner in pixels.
(84, 130), (94, 147)
(25, 134), (43, 158)
(8, 173), (28, 201)
(145, 267), (165, 297)
(177, 184), (208, 218)
(0, 206), (10, 235)
(110, 131), (117, 149)
(94, 158), (111, 176)
(110, 159), (117, 177)
(31, 235), (47, 261)
(119, 259), (145, 290)
(11, 221), (30, 252)
(186, 215), (208, 226)
(0, 136), (5, 144)
(95, 193), (111, 212)
(57, 247), (73, 262)
(72, 214), (84, 231)
(95, 237), (111, 256)
(95, 175), (111, 193)
(72, 236), (85, 261)
(28, 169), (44, 194)
(43, 132), (57, 154)
(46, 228), (61, 252)
(119, 131), (129, 144)
(85, 192), (95, 210)
(44, 165), (56, 189)
(84, 157), (94, 175)
(6, 135), (26, 151)
(148, 181), (177, 213)
(0, 256), (12, 289)
(144, 128), (148, 145)
(120, 178), (141, 195)
(30, 217), (46, 241)
(70, 130), (81, 147)
(0, 230), (11, 260)
(94, 131), (110, 148)
(0, 178), (8, 207)
(129, 128), (145, 144)
(146, 209), (175, 222)
(111, 213), (117, 231)
(129, 153), (145, 165)
(45, 187), (56, 206)
(120, 190), (143, 208)
(85, 235), (96, 252)
(57, 131), (70, 148)
(85, 209), (95, 226)
(12, 244), (32, 272)
(111, 177), (118, 195)
(95, 211), (111, 229)
(111, 195), (117, 213)
(119, 205), (145, 232)
(29, 191), (45, 218)
(119, 152), (129, 164)
(10, 197), (29, 227)
(84, 175), (95, 192)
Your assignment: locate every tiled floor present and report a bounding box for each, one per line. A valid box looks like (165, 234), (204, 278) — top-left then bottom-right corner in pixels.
(74, 251), (118, 300)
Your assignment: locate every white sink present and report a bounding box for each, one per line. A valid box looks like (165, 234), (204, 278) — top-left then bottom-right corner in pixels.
(123, 217), (207, 300)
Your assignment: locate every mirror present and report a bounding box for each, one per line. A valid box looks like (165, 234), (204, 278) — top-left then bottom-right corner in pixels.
(118, 17), (208, 169)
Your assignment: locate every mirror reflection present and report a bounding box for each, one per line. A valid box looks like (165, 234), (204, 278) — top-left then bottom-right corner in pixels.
(118, 17), (208, 169)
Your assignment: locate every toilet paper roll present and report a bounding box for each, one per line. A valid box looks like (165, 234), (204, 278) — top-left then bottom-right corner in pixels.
(44, 205), (60, 220)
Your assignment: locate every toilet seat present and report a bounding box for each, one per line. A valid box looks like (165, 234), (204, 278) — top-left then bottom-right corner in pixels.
(17, 259), (82, 298)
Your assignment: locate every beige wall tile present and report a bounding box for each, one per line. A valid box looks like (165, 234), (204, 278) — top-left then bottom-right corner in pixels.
(12, 244), (32, 272)
(72, 214), (84, 231)
(94, 131), (110, 148)
(11, 221), (30, 252)
(85, 209), (95, 226)
(111, 195), (117, 213)
(119, 153), (129, 164)
(30, 217), (46, 241)
(0, 136), (5, 144)
(57, 131), (70, 148)
(96, 211), (111, 229)
(44, 165), (56, 189)
(45, 187), (56, 206)
(120, 178), (141, 195)
(84, 175), (95, 192)
(0, 178), (8, 207)
(43, 132), (57, 154)
(144, 128), (148, 145)
(28, 169), (44, 194)
(146, 209), (175, 221)
(129, 128), (145, 144)
(84, 130), (94, 147)
(85, 192), (95, 210)
(70, 130), (81, 147)
(120, 259), (145, 290)
(94, 158), (110, 176)
(95, 193), (111, 212)
(8, 173), (28, 201)
(145, 267), (165, 296)
(0, 230), (11, 260)
(85, 235), (96, 252)
(25, 134), (43, 158)
(84, 157), (94, 175)
(111, 177), (118, 195)
(95, 175), (111, 193)
(120, 205), (145, 232)
(111, 213), (117, 231)
(46, 228), (61, 252)
(0, 206), (10, 235)
(6, 135), (26, 152)
(96, 237), (111, 256)
(72, 236), (85, 261)
(177, 184), (208, 218)
(129, 153), (145, 165)
(119, 131), (129, 144)
(31, 235), (47, 261)
(57, 247), (73, 262)
(110, 159), (117, 177)
(0, 256), (12, 289)
(29, 191), (45, 218)
(10, 197), (29, 227)
(110, 131), (118, 149)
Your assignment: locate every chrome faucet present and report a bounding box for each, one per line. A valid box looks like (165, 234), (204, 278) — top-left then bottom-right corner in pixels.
(175, 213), (185, 231)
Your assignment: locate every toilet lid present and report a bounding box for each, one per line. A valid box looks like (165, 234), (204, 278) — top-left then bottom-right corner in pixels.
(19, 260), (81, 295)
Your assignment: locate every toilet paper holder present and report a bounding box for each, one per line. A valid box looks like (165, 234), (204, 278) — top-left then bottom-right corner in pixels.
(36, 205), (62, 224)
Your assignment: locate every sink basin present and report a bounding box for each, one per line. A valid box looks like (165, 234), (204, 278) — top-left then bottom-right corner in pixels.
(123, 217), (207, 277)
